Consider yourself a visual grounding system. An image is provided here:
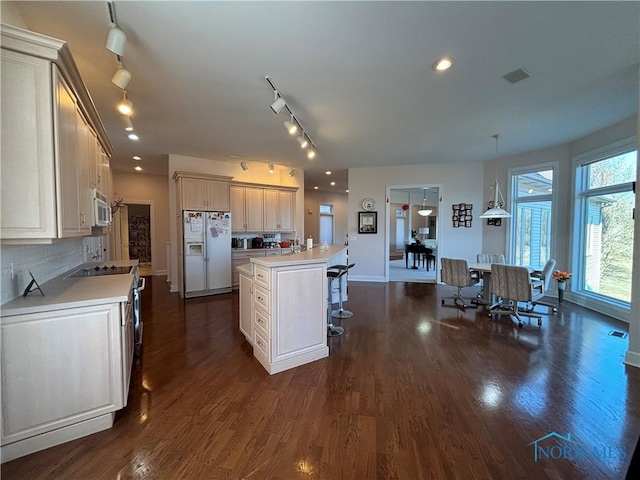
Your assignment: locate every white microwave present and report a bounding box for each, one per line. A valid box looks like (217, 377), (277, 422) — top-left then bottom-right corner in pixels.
(92, 188), (111, 227)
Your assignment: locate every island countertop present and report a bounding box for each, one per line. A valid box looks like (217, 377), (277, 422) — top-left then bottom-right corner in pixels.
(250, 245), (347, 267)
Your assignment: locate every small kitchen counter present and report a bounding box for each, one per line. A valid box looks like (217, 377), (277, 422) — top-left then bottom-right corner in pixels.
(250, 245), (345, 268)
(236, 263), (253, 276)
(1, 261), (138, 318)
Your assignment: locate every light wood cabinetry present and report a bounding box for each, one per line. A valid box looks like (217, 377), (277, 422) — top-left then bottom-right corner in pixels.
(0, 25), (113, 242)
(1, 299), (132, 462)
(264, 189), (294, 232)
(230, 185), (264, 232)
(230, 183), (296, 233)
(173, 172), (231, 212)
(238, 268), (254, 343)
(232, 250), (265, 287)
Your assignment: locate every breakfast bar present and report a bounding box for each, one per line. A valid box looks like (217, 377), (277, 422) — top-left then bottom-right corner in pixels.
(238, 245), (347, 374)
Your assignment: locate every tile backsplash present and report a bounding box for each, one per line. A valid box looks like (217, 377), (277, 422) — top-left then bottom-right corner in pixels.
(1, 240), (84, 304)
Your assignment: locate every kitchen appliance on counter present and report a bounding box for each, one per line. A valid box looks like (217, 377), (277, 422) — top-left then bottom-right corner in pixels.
(183, 211), (232, 297)
(263, 234), (278, 248)
(251, 237), (263, 249)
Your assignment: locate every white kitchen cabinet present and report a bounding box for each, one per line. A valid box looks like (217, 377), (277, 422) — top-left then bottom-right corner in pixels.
(230, 185), (264, 232)
(0, 25), (113, 242)
(0, 300), (130, 462)
(174, 172), (231, 211)
(264, 189), (295, 232)
(238, 267), (254, 344)
(232, 250), (265, 287)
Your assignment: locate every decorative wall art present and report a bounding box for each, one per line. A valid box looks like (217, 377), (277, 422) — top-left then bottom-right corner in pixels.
(487, 218), (502, 226)
(452, 203), (473, 228)
(358, 211), (377, 234)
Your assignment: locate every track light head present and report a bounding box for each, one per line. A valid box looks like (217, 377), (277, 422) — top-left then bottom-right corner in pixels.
(117, 97), (133, 115)
(268, 163), (275, 174)
(123, 116), (134, 131)
(283, 117), (297, 135)
(111, 66), (131, 89)
(289, 169), (297, 177)
(240, 160), (248, 171)
(106, 26), (127, 56)
(270, 93), (286, 114)
(306, 147), (316, 159)
(296, 135), (308, 149)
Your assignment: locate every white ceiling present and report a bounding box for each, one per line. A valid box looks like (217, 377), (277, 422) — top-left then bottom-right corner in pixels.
(5, 1), (639, 193)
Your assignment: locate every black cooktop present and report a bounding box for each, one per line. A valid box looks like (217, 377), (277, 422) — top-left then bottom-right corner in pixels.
(67, 265), (133, 278)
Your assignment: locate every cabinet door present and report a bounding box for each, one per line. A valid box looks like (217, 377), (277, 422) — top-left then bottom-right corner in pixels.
(181, 177), (207, 210)
(245, 187), (264, 232)
(278, 190), (294, 232)
(206, 180), (230, 211)
(239, 273), (254, 343)
(77, 111), (92, 234)
(0, 50), (56, 239)
(230, 186), (246, 231)
(55, 72), (82, 237)
(263, 189), (279, 231)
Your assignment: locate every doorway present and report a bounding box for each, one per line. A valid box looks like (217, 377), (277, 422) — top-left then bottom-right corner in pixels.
(387, 186), (439, 283)
(111, 201), (154, 276)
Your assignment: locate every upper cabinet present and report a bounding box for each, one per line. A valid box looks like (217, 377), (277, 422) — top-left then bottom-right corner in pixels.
(173, 172), (232, 212)
(0, 25), (114, 242)
(231, 183), (297, 233)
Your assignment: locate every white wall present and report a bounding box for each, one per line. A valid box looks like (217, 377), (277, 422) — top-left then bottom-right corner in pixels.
(347, 162), (485, 281)
(303, 190), (348, 244)
(167, 155), (305, 290)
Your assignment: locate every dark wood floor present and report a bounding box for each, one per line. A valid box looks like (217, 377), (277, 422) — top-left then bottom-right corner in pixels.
(3, 277), (640, 479)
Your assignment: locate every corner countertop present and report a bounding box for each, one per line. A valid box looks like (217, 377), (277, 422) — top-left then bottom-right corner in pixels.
(236, 263), (253, 276)
(250, 245), (346, 268)
(1, 261), (139, 318)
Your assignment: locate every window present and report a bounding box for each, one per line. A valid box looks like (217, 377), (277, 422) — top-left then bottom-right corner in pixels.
(319, 204), (334, 244)
(510, 167), (554, 269)
(574, 146), (636, 304)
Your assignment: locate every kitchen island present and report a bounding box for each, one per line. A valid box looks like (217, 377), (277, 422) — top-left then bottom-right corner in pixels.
(239, 245), (347, 374)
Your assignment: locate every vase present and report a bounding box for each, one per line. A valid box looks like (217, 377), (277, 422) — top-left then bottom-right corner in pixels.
(557, 281), (566, 304)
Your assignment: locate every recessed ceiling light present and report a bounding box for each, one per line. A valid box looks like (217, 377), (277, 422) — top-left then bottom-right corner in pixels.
(134, 166), (142, 171)
(133, 155), (141, 160)
(433, 56), (454, 72)
(313, 186), (318, 190)
(128, 133), (139, 141)
(325, 171), (332, 175)
(330, 181), (336, 186)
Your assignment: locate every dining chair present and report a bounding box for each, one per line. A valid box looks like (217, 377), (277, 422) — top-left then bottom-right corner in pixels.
(527, 258), (558, 313)
(440, 258), (480, 309)
(489, 263), (544, 328)
(476, 253), (506, 264)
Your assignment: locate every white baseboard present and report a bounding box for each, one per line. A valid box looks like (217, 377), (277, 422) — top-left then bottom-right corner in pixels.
(624, 350), (640, 369)
(348, 275), (387, 283)
(169, 283), (178, 293)
(155, 269), (167, 276)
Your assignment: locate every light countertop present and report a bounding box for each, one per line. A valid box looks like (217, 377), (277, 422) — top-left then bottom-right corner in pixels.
(250, 245), (346, 267)
(236, 263), (253, 276)
(1, 261), (139, 318)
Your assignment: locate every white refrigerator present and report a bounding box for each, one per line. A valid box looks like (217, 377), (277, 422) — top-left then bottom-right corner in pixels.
(183, 211), (232, 298)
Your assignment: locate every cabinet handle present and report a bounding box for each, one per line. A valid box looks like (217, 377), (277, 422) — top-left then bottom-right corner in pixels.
(257, 317), (264, 325)
(257, 295), (264, 302)
(257, 339), (264, 347)
(80, 213), (86, 224)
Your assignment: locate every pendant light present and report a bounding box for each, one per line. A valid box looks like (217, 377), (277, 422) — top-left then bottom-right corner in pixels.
(417, 188), (432, 216)
(479, 134), (512, 219)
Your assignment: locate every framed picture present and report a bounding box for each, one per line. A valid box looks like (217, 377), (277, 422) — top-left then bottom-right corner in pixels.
(487, 218), (502, 226)
(358, 211), (377, 234)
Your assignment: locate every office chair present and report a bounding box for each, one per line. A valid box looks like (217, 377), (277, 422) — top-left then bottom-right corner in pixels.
(476, 253), (506, 264)
(527, 258), (557, 313)
(440, 258), (480, 309)
(489, 263), (544, 328)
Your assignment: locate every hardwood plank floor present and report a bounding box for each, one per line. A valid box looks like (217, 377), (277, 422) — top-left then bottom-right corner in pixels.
(3, 277), (639, 479)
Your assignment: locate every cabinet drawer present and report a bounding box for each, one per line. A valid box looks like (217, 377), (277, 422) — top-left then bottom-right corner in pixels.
(254, 308), (270, 336)
(254, 266), (270, 289)
(265, 250), (281, 257)
(254, 285), (270, 312)
(232, 251), (265, 260)
(254, 329), (269, 358)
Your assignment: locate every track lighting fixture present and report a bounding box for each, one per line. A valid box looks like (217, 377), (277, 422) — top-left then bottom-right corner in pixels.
(106, 26), (127, 56)
(117, 92), (133, 115)
(240, 160), (248, 171)
(111, 66), (131, 89)
(123, 116), (134, 131)
(306, 147), (316, 159)
(284, 114), (298, 135)
(270, 91), (286, 114)
(265, 76), (317, 159)
(268, 163), (275, 174)
(289, 169), (297, 177)
(296, 135), (308, 149)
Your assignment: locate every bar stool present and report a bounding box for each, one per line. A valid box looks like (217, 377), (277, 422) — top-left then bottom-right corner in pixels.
(327, 270), (344, 336)
(329, 263), (355, 319)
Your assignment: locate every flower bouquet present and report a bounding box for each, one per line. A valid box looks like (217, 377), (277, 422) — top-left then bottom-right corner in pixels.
(552, 270), (572, 303)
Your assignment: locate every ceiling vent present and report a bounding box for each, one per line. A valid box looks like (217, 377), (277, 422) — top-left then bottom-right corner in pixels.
(502, 68), (531, 84)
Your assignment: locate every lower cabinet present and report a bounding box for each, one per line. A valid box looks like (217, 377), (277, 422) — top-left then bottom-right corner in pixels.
(231, 250), (265, 287)
(1, 301), (130, 462)
(238, 269), (254, 343)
